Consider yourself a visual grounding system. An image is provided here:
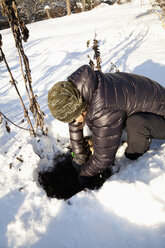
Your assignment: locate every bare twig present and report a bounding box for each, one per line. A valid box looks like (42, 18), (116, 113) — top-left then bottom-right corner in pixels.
(109, 62), (120, 73)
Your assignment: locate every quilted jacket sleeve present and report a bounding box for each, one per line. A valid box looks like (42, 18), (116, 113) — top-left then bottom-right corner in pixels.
(69, 122), (90, 166)
(69, 122), (85, 154)
(79, 109), (126, 177)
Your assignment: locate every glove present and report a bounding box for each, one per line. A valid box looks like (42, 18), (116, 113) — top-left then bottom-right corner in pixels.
(78, 167), (113, 190)
(72, 153), (88, 166)
(71, 153), (87, 173)
(71, 148), (92, 173)
(78, 174), (105, 190)
(100, 167), (113, 180)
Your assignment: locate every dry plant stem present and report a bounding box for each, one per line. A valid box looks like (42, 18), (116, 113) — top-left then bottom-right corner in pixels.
(87, 55), (95, 70)
(16, 31), (45, 131)
(20, 47), (44, 129)
(9, 21), (39, 129)
(0, 47), (35, 136)
(154, 8), (165, 28)
(92, 35), (101, 71)
(17, 47), (31, 104)
(1, 0), (45, 133)
(87, 35), (102, 71)
(0, 111), (31, 132)
(151, 0), (165, 28)
(17, 46), (39, 129)
(160, 10), (165, 28)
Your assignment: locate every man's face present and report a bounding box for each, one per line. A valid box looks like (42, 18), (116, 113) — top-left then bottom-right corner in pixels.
(74, 111), (87, 124)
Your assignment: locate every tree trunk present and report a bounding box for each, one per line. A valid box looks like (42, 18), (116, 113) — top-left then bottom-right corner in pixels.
(81, 0), (85, 11)
(66, 0), (71, 15)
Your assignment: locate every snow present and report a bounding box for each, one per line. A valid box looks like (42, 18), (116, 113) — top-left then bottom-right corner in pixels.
(44, 5), (50, 10)
(0, 0), (165, 247)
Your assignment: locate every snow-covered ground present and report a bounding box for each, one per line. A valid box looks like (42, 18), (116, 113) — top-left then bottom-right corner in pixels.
(0, 1), (165, 247)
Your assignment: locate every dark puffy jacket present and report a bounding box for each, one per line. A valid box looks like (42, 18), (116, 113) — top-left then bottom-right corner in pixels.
(68, 65), (165, 177)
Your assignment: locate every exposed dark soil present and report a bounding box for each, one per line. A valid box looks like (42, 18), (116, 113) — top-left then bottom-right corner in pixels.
(38, 152), (106, 200)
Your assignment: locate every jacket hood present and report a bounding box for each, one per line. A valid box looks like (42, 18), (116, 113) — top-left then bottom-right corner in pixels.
(67, 65), (98, 105)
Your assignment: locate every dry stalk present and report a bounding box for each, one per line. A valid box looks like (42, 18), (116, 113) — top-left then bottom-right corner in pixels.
(87, 33), (102, 71)
(92, 34), (102, 71)
(87, 35), (120, 73)
(0, 34), (35, 136)
(1, 0), (46, 134)
(87, 55), (95, 70)
(109, 62), (120, 73)
(151, 0), (165, 28)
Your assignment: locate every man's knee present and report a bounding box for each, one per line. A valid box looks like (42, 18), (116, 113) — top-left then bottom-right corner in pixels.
(126, 113), (148, 135)
(125, 113), (151, 157)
